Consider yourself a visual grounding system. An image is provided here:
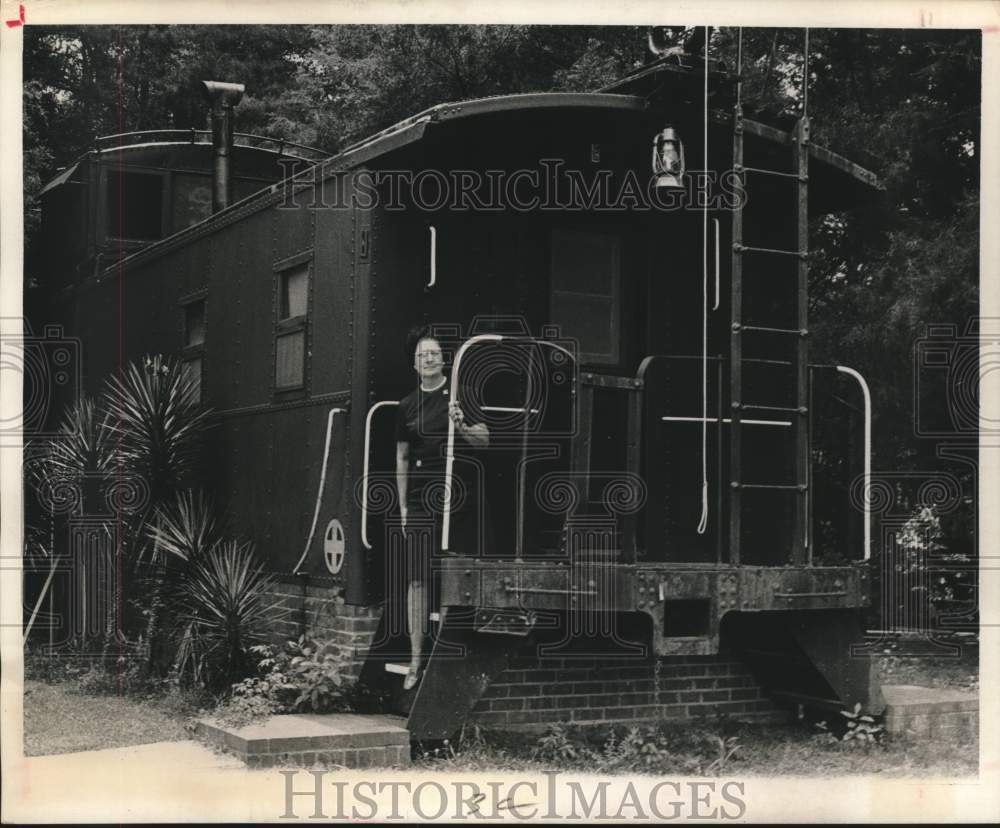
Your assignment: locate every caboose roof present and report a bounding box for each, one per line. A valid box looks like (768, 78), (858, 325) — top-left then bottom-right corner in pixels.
(40, 130), (328, 197)
(103, 90), (882, 278)
(312, 91), (882, 195)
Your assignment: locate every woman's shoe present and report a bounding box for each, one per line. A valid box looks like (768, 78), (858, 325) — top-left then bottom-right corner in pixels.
(403, 665), (421, 690)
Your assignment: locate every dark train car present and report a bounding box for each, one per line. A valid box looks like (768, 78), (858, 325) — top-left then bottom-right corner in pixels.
(39, 54), (884, 739)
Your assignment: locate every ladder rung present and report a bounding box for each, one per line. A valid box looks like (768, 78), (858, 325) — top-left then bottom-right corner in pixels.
(734, 243), (806, 259)
(740, 404), (802, 414)
(482, 406), (540, 414)
(384, 663), (409, 675)
(661, 416), (791, 428)
(739, 324), (805, 336)
(736, 164), (806, 181)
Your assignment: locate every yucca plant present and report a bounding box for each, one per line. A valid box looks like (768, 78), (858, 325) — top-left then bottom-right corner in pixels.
(172, 540), (276, 690)
(41, 396), (113, 479)
(25, 397), (113, 509)
(102, 355), (211, 510)
(101, 355), (213, 667)
(145, 489), (223, 564)
(24, 398), (117, 646)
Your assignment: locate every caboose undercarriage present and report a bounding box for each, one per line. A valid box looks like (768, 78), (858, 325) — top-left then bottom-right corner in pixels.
(367, 557), (880, 740)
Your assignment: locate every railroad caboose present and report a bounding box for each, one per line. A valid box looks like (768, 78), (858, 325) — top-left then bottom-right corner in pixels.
(36, 51), (884, 739)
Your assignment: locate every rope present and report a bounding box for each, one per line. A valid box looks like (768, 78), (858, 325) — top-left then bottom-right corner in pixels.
(736, 27), (743, 110)
(697, 24), (710, 536)
(803, 29), (810, 119)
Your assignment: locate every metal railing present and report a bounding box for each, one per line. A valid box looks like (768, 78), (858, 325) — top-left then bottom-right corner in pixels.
(443, 336), (575, 552)
(92, 130), (329, 162)
(361, 400), (400, 551)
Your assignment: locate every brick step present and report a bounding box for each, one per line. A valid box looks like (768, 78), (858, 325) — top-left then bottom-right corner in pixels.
(472, 697), (780, 731)
(487, 677), (762, 700)
(882, 684), (979, 742)
(194, 713), (410, 769)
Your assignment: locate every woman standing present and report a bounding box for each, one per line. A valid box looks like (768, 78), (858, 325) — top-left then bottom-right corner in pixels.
(395, 327), (489, 689)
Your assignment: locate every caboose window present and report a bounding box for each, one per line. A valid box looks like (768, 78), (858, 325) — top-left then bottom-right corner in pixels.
(105, 171), (164, 241)
(180, 296), (206, 405)
(274, 260), (310, 391)
(185, 301), (206, 347)
(280, 265), (309, 320)
(549, 229), (621, 364)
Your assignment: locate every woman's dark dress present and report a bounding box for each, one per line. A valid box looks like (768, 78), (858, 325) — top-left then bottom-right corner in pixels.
(395, 382), (483, 582)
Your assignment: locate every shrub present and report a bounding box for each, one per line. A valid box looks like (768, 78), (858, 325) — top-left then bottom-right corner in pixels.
(814, 702), (886, 745)
(214, 636), (354, 727)
(172, 540), (275, 691)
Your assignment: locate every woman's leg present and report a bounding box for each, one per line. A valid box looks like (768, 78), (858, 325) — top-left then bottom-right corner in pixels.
(404, 516), (430, 688)
(406, 578), (427, 676)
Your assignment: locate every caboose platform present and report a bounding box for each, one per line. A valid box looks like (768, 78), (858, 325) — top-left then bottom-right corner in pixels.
(439, 557), (872, 655)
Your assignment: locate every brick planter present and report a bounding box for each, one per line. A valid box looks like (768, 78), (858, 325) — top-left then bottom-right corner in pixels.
(195, 713), (410, 769)
(882, 684), (979, 743)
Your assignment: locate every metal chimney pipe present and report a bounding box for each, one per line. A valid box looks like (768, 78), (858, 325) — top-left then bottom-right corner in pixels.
(200, 80), (245, 213)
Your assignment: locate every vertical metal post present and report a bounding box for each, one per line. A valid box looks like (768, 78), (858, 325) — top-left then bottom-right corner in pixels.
(623, 381), (643, 563)
(792, 114), (810, 564)
(729, 106), (744, 566)
(569, 378), (594, 529)
(515, 347), (533, 561)
(716, 357), (724, 564)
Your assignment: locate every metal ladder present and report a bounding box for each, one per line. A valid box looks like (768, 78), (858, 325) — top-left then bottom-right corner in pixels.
(729, 31), (811, 564)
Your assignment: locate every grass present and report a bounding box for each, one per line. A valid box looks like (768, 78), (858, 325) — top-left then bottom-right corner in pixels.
(874, 633), (979, 692)
(23, 679), (199, 756)
(412, 644), (980, 777)
(22, 639), (979, 774)
(412, 716), (978, 778)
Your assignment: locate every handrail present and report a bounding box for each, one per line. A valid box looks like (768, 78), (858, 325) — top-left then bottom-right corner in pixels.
(427, 226), (437, 288)
(361, 400), (400, 551)
(836, 365), (872, 561)
(712, 217), (720, 311)
(91, 130), (329, 161)
(292, 408), (346, 574)
(443, 335), (576, 551)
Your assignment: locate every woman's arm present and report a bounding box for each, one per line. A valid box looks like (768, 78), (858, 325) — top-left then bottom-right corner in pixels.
(449, 401), (490, 448)
(457, 421), (490, 448)
(396, 441), (410, 524)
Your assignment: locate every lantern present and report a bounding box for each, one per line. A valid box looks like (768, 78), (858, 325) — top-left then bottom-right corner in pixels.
(652, 126), (685, 190)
